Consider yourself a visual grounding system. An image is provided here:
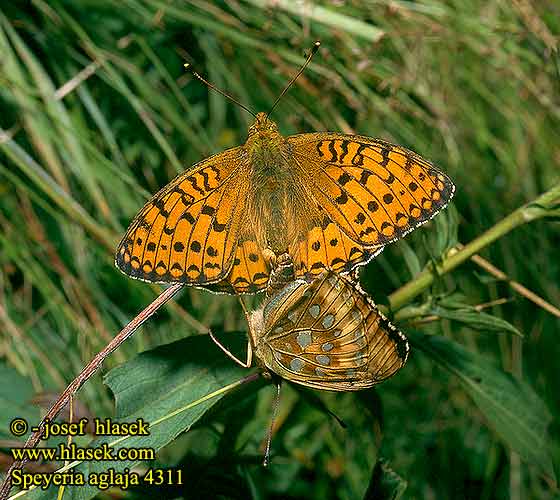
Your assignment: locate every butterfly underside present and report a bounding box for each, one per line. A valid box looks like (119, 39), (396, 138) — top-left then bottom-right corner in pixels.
(247, 271), (409, 390)
(115, 112), (455, 294)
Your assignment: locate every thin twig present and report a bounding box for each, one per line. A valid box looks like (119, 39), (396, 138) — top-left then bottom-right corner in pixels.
(388, 183), (560, 310)
(474, 297), (512, 311)
(467, 250), (560, 318)
(0, 283), (184, 500)
(54, 61), (100, 100)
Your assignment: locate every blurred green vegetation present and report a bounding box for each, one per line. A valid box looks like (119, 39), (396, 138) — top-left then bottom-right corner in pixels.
(0, 1), (559, 499)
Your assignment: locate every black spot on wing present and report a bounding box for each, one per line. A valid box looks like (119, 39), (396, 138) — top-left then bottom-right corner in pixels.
(339, 140), (350, 163)
(180, 212), (196, 224)
(213, 220), (226, 232)
(153, 199), (169, 218)
(328, 141), (338, 162)
(201, 205), (216, 216)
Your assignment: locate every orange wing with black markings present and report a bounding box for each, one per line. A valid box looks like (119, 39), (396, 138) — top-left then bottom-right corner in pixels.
(290, 220), (384, 281)
(287, 133), (454, 279)
(116, 113), (455, 295)
(115, 147), (250, 287)
(204, 236), (270, 294)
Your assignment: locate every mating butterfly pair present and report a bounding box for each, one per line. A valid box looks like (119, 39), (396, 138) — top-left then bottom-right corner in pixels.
(115, 47), (455, 388)
(115, 114), (454, 390)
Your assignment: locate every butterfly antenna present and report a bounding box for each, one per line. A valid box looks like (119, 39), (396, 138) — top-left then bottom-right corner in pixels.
(266, 41), (321, 120)
(263, 380), (282, 467)
(184, 63), (257, 119)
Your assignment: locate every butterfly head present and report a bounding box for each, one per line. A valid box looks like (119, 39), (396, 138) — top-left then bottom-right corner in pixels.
(248, 112), (280, 138)
(245, 113), (285, 168)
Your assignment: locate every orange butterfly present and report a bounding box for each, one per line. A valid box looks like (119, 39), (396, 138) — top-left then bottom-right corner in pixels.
(115, 45), (454, 294)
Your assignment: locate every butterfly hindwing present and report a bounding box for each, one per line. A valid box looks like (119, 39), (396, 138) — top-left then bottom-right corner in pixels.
(115, 148), (249, 285)
(204, 236), (270, 294)
(291, 219), (384, 282)
(254, 272), (409, 390)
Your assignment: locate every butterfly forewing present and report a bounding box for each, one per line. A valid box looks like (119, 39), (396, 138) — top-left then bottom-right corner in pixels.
(116, 148), (250, 285)
(289, 133), (455, 247)
(253, 272), (409, 390)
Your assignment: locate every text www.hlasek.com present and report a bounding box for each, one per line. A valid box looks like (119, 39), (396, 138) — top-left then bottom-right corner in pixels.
(11, 443), (154, 462)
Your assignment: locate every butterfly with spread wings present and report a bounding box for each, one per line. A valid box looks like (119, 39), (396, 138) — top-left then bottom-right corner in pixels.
(115, 43), (454, 294)
(115, 112), (454, 294)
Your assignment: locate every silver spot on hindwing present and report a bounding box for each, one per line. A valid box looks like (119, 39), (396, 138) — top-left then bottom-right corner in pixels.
(316, 354), (331, 365)
(354, 330), (366, 347)
(290, 358), (304, 372)
(287, 310), (298, 323)
(321, 314), (335, 328)
(354, 350), (366, 363)
(309, 304), (321, 318)
(296, 330), (312, 349)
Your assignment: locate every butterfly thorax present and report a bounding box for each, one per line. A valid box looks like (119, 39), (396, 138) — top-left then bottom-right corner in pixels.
(244, 113), (320, 254)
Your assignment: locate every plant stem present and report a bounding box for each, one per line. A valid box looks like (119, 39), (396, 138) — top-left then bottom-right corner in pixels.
(388, 183), (560, 310)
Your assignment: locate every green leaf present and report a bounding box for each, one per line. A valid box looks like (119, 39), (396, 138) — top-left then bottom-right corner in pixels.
(325, 391), (380, 499)
(411, 331), (555, 481)
(245, 0), (384, 43)
(365, 459), (407, 500)
(399, 240), (422, 278)
(430, 305), (523, 337)
(0, 363), (40, 441)
(26, 333), (257, 499)
(434, 204), (459, 256)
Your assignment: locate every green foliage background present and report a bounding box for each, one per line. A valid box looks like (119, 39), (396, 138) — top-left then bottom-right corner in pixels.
(0, 1), (559, 499)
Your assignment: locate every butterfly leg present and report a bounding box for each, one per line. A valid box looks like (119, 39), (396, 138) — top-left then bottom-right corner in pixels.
(227, 294), (255, 368)
(263, 380), (282, 467)
(208, 329), (253, 368)
(245, 338), (253, 367)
